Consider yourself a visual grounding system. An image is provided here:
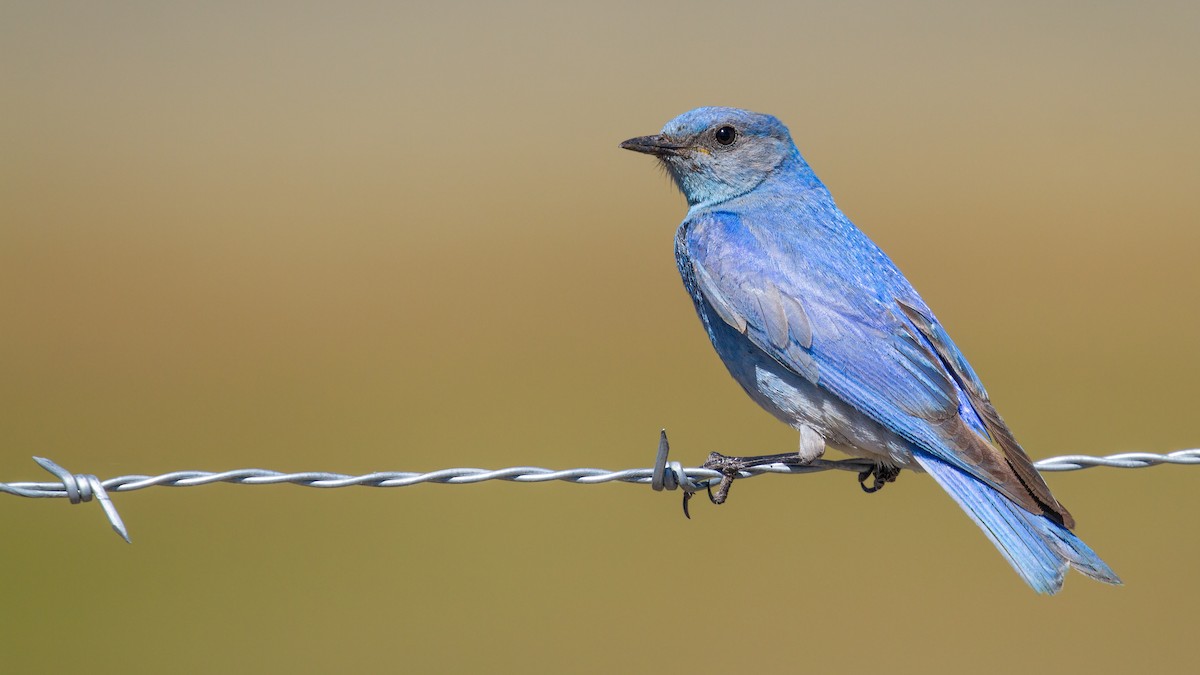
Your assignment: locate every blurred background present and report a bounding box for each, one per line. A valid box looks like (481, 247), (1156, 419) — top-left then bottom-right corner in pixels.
(3, 1), (1198, 672)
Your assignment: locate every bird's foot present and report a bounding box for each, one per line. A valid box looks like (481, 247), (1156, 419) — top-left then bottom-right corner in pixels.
(682, 451), (809, 518)
(857, 463), (901, 494)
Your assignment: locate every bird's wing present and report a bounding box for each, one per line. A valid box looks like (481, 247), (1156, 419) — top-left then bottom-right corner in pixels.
(891, 300), (1071, 527)
(682, 209), (1073, 527)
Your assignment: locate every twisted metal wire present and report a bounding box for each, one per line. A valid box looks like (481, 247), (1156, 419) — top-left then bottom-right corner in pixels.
(2, 431), (1198, 542)
(1028, 450), (1200, 471)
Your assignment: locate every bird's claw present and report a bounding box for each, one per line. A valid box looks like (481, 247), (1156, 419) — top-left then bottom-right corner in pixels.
(858, 463), (901, 494)
(681, 452), (748, 518)
(701, 451), (743, 505)
(682, 450), (823, 518)
(680, 487), (722, 520)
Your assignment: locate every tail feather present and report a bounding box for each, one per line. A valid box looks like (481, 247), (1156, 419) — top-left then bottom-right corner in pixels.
(914, 451), (1120, 594)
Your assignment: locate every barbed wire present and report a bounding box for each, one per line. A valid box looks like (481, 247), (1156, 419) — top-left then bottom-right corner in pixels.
(2, 430), (1198, 543)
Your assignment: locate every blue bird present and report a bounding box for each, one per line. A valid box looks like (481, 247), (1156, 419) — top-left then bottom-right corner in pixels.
(621, 107), (1120, 594)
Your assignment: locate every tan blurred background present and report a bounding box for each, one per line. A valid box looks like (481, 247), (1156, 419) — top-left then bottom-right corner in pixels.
(3, 1), (1198, 672)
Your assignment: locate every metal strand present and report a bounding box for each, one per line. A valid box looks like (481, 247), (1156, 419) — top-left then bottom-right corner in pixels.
(3, 431), (1197, 541)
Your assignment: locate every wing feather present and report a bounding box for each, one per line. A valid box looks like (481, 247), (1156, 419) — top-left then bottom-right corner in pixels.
(682, 210), (1072, 527)
(896, 300), (1073, 527)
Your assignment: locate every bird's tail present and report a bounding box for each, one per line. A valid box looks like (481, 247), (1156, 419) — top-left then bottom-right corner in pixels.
(913, 451), (1121, 594)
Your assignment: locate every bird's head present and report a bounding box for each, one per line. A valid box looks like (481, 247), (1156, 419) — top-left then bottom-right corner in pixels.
(621, 107), (799, 208)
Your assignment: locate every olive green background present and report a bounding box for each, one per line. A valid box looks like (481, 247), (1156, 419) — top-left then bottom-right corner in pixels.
(3, 2), (1198, 673)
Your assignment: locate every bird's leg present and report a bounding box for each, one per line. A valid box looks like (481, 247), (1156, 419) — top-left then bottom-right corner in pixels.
(685, 425), (826, 516)
(683, 449), (800, 517)
(857, 462), (901, 494)
(700, 450), (801, 505)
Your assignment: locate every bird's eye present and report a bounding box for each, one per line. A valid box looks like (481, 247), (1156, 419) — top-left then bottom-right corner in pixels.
(714, 125), (737, 146)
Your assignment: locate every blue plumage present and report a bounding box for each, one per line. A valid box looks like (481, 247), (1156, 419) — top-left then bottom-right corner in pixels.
(622, 107), (1119, 593)
(916, 451), (1118, 593)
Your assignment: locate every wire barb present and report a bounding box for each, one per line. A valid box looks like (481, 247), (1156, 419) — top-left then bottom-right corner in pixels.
(2, 435), (1197, 541)
(30, 457), (131, 543)
(651, 429), (703, 493)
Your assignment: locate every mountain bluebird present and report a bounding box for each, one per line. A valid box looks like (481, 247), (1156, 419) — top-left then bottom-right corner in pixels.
(621, 107), (1119, 594)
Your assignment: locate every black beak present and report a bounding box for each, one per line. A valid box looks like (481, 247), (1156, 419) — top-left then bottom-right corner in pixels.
(619, 134), (686, 157)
